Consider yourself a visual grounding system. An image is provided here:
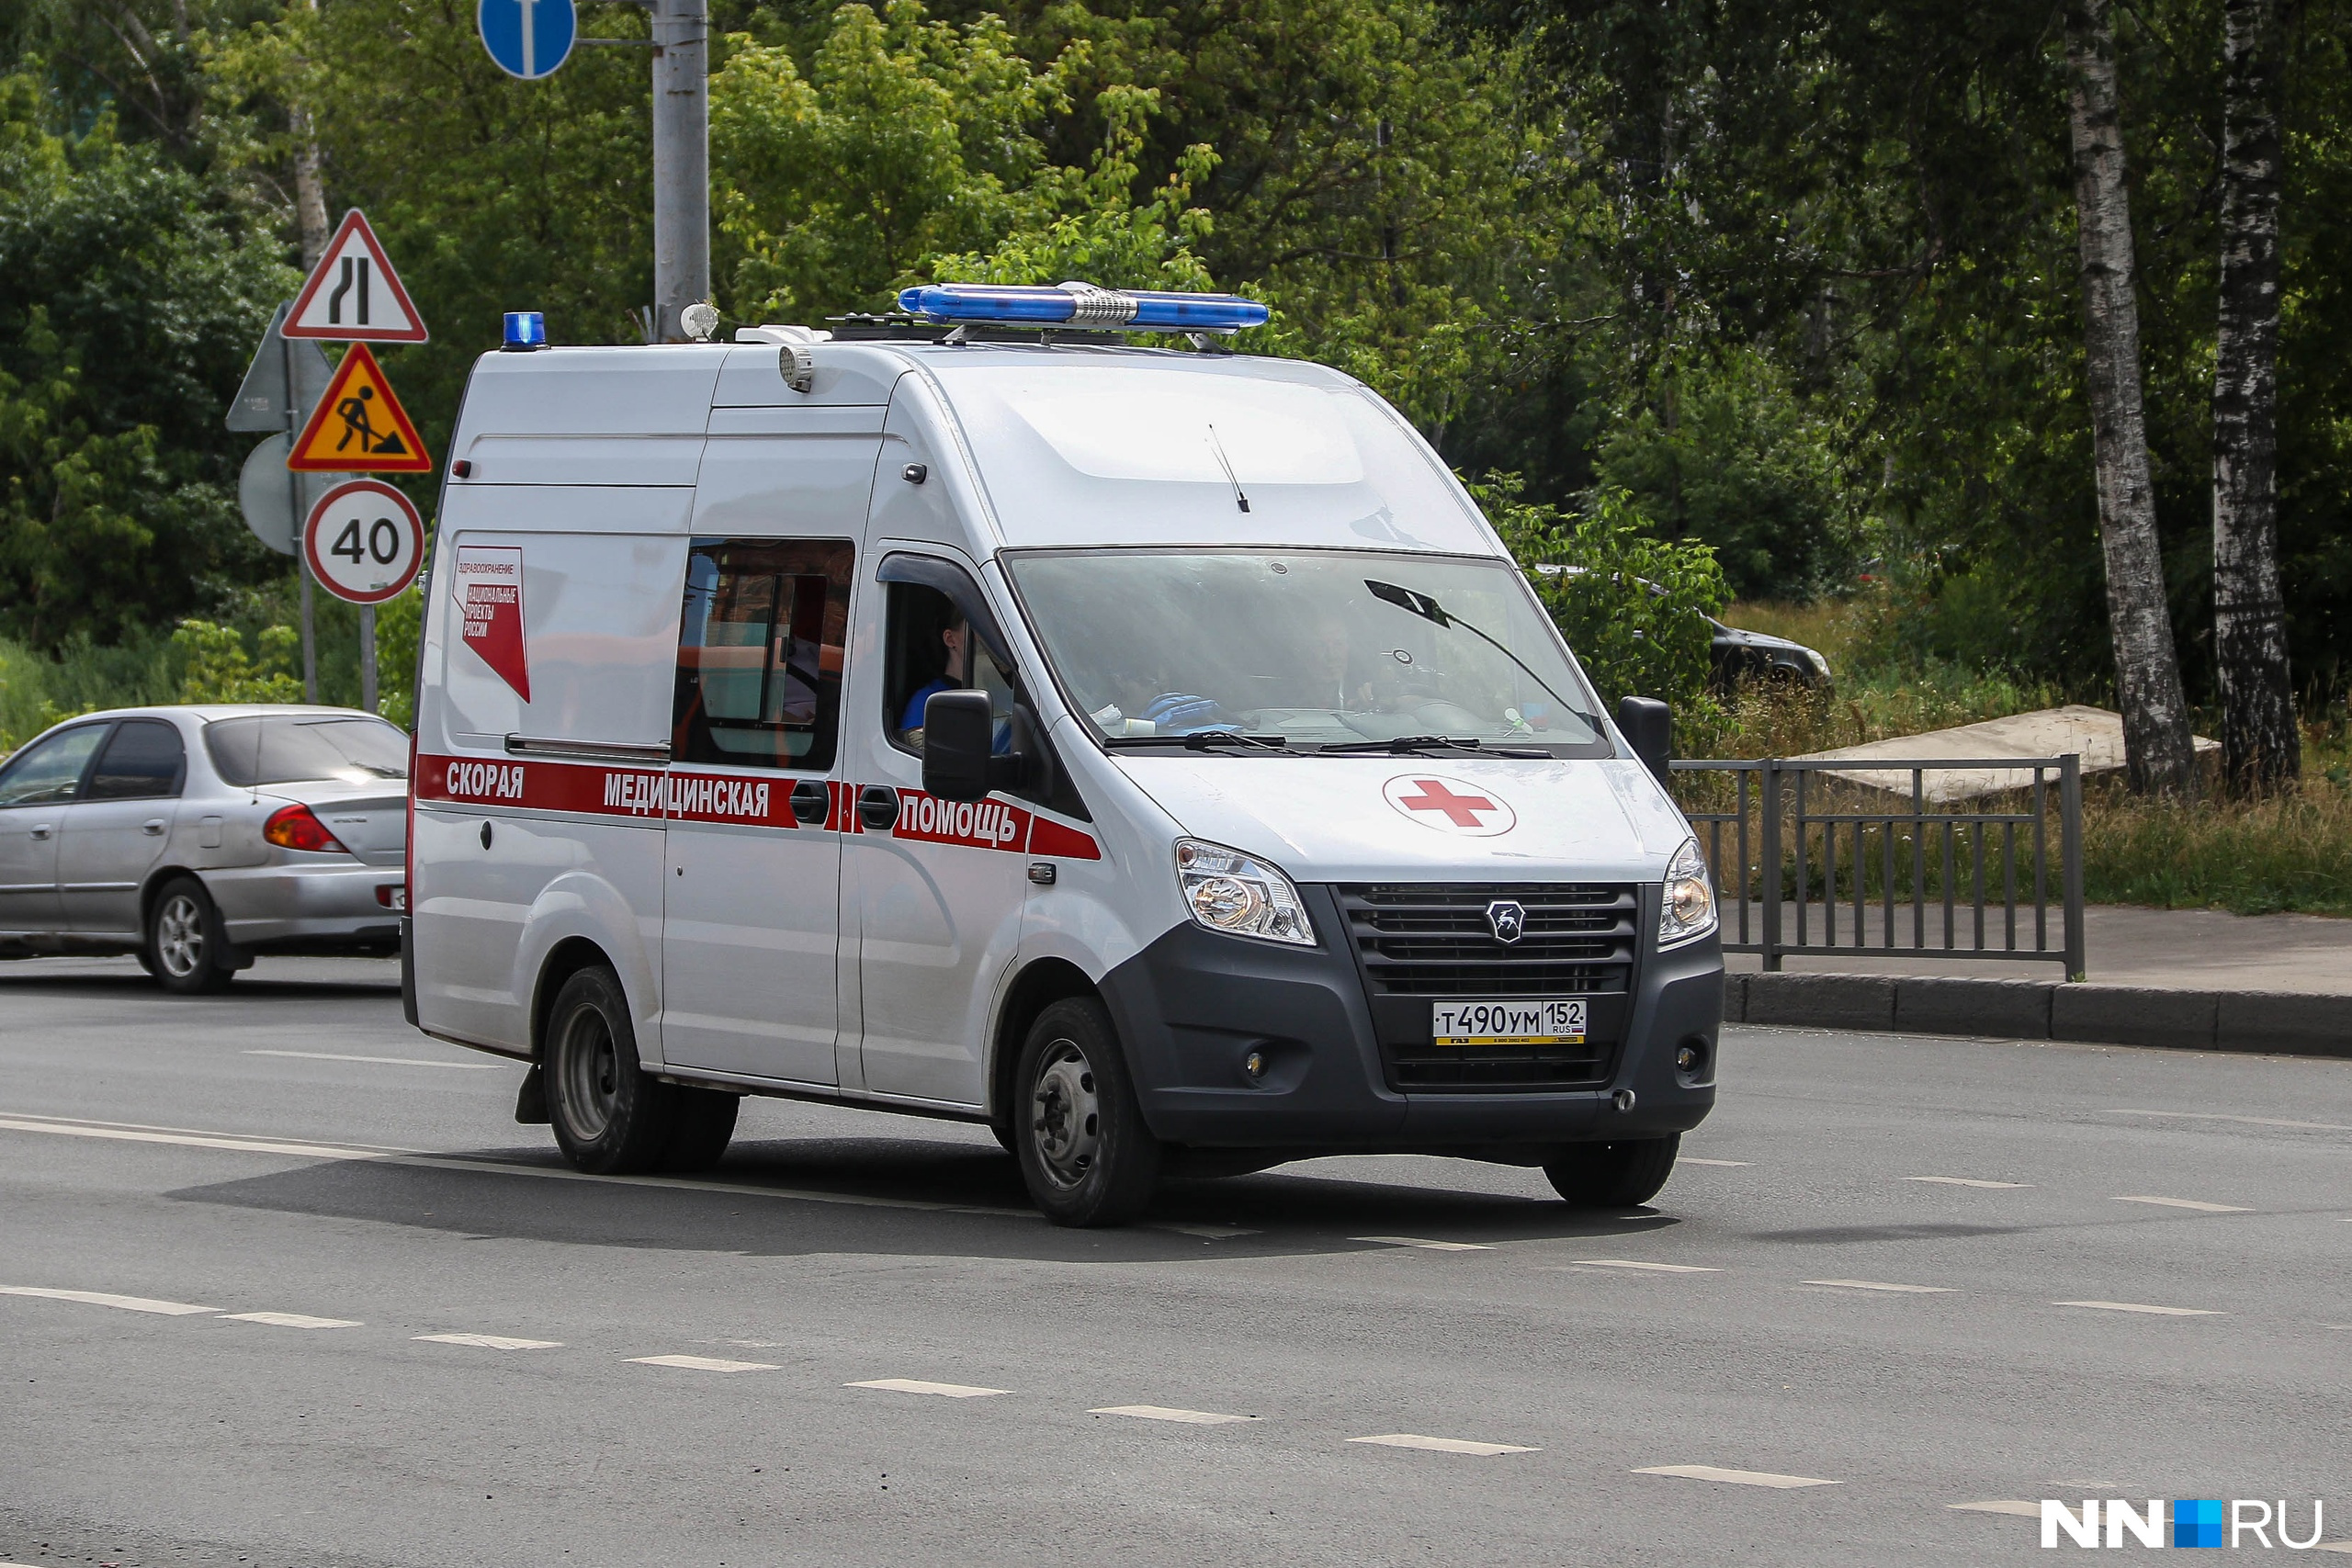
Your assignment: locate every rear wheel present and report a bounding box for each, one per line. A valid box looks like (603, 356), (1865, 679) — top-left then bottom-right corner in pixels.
(145, 877), (233, 995)
(1544, 1134), (1680, 1209)
(1013, 998), (1160, 1227)
(544, 967), (675, 1174)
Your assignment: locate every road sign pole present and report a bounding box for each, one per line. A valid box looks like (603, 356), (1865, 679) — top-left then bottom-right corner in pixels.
(282, 329), (320, 702)
(360, 605), (379, 713)
(650, 0), (709, 343)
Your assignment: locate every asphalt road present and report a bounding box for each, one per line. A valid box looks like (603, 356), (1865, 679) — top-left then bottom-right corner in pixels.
(2, 955), (2346, 1567)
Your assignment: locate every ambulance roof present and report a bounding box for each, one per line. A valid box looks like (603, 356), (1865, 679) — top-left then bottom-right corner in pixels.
(453, 340), (1503, 558)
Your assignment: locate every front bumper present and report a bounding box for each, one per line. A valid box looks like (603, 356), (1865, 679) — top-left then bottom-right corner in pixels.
(1098, 885), (1719, 1155)
(203, 861), (404, 953)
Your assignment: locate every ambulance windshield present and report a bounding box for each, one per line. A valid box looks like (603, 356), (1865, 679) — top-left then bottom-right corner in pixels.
(1008, 549), (1610, 754)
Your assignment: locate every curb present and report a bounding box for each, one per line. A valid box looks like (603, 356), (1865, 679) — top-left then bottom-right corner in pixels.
(1728, 973), (2351, 1059)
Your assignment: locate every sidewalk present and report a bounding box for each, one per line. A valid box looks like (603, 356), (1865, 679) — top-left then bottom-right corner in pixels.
(1720, 904), (2351, 1056)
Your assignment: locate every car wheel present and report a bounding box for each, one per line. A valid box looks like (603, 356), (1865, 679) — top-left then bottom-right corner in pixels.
(544, 967), (675, 1175)
(145, 877), (233, 995)
(661, 1088), (741, 1173)
(1012, 997), (1160, 1227)
(1544, 1134), (1680, 1209)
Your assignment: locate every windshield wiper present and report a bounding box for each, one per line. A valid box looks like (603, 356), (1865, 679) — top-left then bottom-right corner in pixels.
(1363, 578), (1582, 717)
(1314, 735), (1549, 759)
(1104, 732), (1300, 754)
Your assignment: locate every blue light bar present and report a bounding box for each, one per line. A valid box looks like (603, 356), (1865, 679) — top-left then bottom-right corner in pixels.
(502, 310), (547, 350)
(895, 282), (1269, 333)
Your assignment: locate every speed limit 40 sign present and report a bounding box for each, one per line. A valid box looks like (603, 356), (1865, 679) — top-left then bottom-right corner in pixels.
(302, 479), (424, 604)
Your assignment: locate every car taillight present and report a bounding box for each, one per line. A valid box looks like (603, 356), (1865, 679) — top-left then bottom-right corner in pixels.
(264, 803), (348, 854)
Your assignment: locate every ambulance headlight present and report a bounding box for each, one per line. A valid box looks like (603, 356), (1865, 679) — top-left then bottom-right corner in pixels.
(1659, 838), (1717, 949)
(1174, 839), (1315, 947)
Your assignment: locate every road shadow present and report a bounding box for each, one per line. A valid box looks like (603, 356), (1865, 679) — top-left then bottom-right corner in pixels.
(163, 1134), (1684, 1265)
(0, 971), (400, 1002)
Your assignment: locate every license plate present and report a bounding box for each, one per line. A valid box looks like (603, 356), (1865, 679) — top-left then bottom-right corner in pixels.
(1430, 997), (1587, 1046)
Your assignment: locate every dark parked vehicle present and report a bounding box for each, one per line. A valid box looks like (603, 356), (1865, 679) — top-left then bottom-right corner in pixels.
(1531, 565), (1833, 692)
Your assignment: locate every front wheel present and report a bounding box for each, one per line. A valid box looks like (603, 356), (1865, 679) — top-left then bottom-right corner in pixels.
(1012, 998), (1160, 1227)
(145, 877), (233, 995)
(1544, 1134), (1680, 1209)
(544, 967), (676, 1175)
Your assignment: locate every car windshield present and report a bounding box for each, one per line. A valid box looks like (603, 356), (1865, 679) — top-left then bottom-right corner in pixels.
(1007, 549), (1608, 753)
(205, 715), (409, 786)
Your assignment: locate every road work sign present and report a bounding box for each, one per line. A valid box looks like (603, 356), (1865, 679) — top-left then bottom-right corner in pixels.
(284, 209), (428, 344)
(288, 344), (432, 474)
(302, 479), (425, 604)
(478, 0), (576, 80)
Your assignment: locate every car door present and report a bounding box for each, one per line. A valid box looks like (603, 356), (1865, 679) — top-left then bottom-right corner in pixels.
(0, 724), (108, 934)
(660, 536), (855, 1086)
(60, 717), (187, 935)
(841, 556), (1034, 1106)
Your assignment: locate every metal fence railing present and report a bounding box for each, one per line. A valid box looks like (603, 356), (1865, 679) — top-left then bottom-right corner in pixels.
(1668, 755), (2086, 977)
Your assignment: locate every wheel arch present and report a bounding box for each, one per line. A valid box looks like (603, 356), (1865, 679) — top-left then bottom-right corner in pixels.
(531, 936), (616, 1065)
(989, 957), (1099, 1126)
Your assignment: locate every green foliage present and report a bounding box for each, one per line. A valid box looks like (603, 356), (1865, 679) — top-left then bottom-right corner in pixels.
(373, 584), (422, 729)
(0, 68), (294, 649)
(1477, 476), (1726, 709)
(169, 618), (301, 704)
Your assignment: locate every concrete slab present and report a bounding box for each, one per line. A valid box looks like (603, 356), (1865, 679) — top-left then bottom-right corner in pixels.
(1792, 704), (2218, 803)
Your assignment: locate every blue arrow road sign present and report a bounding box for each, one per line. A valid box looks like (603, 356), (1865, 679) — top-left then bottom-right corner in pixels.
(478, 0), (576, 81)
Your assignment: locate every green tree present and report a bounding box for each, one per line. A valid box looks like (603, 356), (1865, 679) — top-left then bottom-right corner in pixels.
(0, 69), (293, 650)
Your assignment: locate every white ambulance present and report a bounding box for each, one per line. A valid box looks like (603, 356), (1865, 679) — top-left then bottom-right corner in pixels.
(404, 285), (1722, 1226)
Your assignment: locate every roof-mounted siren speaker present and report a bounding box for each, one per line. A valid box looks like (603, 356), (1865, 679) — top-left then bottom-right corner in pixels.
(894, 282), (1270, 333)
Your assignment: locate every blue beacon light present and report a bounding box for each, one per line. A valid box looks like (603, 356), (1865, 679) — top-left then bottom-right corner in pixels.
(895, 282), (1269, 332)
(502, 310), (548, 350)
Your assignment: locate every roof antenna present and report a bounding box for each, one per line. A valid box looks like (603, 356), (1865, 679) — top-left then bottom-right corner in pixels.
(1205, 424), (1250, 513)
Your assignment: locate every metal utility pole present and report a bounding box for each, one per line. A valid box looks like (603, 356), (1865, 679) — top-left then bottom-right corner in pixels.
(650, 0), (709, 343)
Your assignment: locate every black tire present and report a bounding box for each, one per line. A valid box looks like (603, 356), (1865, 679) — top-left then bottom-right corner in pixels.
(1544, 1134), (1680, 1209)
(145, 876), (234, 995)
(544, 967), (676, 1175)
(662, 1088), (741, 1173)
(1012, 997), (1160, 1227)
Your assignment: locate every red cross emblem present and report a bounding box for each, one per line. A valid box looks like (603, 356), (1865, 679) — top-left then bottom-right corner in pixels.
(1382, 774), (1518, 836)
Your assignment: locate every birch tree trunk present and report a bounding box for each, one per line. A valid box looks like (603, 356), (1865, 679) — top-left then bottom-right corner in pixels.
(2064, 0), (2199, 796)
(2212, 0), (2300, 793)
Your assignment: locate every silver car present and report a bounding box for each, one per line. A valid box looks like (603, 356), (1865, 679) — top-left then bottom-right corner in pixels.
(0, 705), (408, 992)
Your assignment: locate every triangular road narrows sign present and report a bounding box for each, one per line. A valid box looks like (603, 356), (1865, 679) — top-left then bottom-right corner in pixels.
(284, 209), (429, 343)
(288, 344), (433, 473)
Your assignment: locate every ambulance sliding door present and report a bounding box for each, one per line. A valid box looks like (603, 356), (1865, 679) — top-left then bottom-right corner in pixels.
(413, 489), (687, 1054)
(659, 409), (882, 1087)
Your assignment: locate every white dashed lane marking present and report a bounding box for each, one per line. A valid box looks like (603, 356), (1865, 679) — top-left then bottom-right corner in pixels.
(1804, 1280), (1956, 1294)
(1679, 1157), (1752, 1168)
(630, 1354), (778, 1372)
(415, 1332), (563, 1349)
(2112, 1195), (2254, 1213)
(243, 1050), (498, 1070)
(1, 1285), (218, 1315)
(1091, 1405), (1257, 1425)
(1950, 1501), (2041, 1517)
(1635, 1464), (1840, 1489)
(1349, 1434), (1535, 1456)
(220, 1312), (362, 1329)
(1906, 1176), (2032, 1189)
(849, 1378), (1007, 1398)
(1568, 1259), (1722, 1273)
(2053, 1301), (2222, 1317)
(1352, 1235), (1493, 1252)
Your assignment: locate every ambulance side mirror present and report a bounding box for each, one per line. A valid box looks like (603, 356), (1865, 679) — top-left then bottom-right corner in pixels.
(922, 691), (996, 802)
(1616, 695), (1672, 787)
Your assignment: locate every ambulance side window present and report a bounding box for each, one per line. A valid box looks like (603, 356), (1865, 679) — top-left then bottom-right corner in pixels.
(885, 581), (1018, 755)
(673, 537), (853, 771)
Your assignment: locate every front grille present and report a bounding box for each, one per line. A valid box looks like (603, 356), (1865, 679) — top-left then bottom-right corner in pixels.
(1337, 883), (1639, 1091)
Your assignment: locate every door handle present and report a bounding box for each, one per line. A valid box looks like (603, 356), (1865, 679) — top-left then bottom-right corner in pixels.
(28, 824), (51, 840)
(856, 784), (900, 831)
(141, 819), (166, 836)
(790, 779), (830, 826)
